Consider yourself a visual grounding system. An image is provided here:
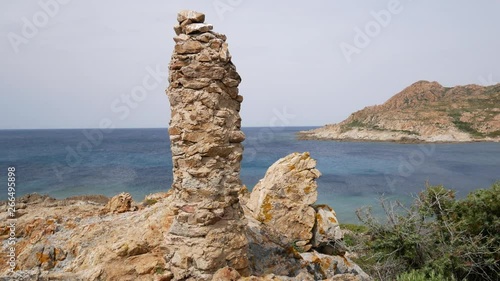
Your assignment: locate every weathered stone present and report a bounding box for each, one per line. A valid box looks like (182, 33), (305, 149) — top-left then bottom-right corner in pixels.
(178, 78), (212, 90)
(173, 24), (182, 36)
(212, 266), (241, 281)
(165, 10), (249, 280)
(102, 192), (134, 213)
(184, 23), (213, 35)
(300, 251), (371, 281)
(173, 34), (189, 43)
(246, 152), (321, 250)
(312, 205), (343, 249)
(174, 40), (203, 54)
(220, 42), (231, 62)
(229, 131), (246, 143)
(177, 10), (205, 24)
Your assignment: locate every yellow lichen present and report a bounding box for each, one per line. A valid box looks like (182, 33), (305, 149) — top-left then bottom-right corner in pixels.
(328, 216), (337, 223)
(36, 253), (51, 264)
(304, 184), (314, 194)
(258, 196), (273, 223)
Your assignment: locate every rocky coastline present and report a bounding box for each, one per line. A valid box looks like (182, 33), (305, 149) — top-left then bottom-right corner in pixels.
(299, 81), (500, 143)
(0, 153), (371, 281)
(0, 10), (371, 281)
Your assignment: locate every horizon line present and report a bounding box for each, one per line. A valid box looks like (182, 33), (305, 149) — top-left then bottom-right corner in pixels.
(0, 125), (324, 131)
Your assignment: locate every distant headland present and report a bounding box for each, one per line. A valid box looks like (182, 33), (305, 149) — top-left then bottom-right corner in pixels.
(298, 81), (500, 143)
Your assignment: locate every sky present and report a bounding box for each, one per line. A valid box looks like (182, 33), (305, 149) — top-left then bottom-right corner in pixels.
(1, 0), (499, 129)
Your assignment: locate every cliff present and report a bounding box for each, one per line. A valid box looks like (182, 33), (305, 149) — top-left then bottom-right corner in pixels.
(299, 81), (500, 142)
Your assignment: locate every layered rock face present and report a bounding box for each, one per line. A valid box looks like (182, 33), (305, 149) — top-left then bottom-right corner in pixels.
(164, 10), (249, 280)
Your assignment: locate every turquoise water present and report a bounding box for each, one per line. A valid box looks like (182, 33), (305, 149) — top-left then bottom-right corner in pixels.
(1, 127), (499, 223)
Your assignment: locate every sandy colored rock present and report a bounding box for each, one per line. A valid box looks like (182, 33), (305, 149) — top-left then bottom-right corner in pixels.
(246, 152), (321, 251)
(299, 81), (500, 143)
(184, 23), (213, 35)
(300, 251), (371, 281)
(102, 192), (134, 213)
(312, 205), (343, 251)
(0, 192), (175, 280)
(212, 267), (241, 281)
(177, 10), (205, 24)
(164, 10), (249, 280)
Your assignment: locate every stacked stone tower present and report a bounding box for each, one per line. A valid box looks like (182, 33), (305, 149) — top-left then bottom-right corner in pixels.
(164, 10), (249, 280)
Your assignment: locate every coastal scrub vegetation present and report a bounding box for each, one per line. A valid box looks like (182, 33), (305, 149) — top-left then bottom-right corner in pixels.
(345, 182), (500, 281)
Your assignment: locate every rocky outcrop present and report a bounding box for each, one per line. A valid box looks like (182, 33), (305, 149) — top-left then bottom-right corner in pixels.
(102, 192), (135, 214)
(0, 194), (175, 281)
(244, 152), (371, 280)
(301, 251), (371, 281)
(299, 81), (500, 142)
(246, 152), (320, 252)
(312, 205), (344, 255)
(0, 155), (370, 281)
(0, 10), (372, 281)
(164, 10), (249, 280)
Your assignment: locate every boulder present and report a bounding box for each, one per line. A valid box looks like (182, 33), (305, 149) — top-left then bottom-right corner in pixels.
(177, 10), (205, 23)
(247, 152), (321, 251)
(212, 267), (241, 281)
(300, 251), (371, 281)
(184, 23), (213, 34)
(102, 192), (134, 213)
(312, 205), (345, 255)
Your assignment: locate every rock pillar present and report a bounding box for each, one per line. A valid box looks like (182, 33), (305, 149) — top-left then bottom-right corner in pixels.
(164, 10), (249, 280)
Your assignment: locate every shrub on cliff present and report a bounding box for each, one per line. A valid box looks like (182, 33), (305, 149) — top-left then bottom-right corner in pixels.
(354, 182), (500, 281)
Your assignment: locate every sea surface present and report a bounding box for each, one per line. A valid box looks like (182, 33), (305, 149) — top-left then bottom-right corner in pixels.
(1, 127), (499, 223)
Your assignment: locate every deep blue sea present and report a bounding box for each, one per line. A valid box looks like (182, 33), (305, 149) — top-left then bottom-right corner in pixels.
(1, 127), (499, 223)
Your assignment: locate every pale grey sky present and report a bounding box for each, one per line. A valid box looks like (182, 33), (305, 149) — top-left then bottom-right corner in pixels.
(1, 0), (499, 129)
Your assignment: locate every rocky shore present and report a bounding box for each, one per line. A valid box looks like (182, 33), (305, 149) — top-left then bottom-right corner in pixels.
(0, 10), (371, 281)
(299, 81), (500, 143)
(0, 153), (370, 281)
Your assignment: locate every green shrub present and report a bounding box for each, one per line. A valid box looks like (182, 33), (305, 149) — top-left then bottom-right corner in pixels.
(396, 269), (454, 281)
(355, 182), (500, 281)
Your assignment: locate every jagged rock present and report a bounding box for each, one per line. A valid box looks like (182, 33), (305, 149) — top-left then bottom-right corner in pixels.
(246, 152), (321, 251)
(0, 192), (175, 280)
(212, 267), (241, 281)
(184, 23), (213, 34)
(301, 251), (371, 281)
(312, 204), (344, 254)
(164, 10), (249, 280)
(174, 40), (204, 54)
(102, 192), (134, 213)
(177, 10), (205, 24)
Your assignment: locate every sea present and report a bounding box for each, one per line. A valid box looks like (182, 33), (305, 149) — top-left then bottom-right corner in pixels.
(1, 127), (499, 224)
